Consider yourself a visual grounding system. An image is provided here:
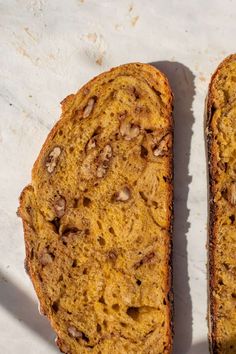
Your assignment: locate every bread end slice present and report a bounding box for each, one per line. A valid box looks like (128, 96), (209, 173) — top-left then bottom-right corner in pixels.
(206, 54), (236, 353)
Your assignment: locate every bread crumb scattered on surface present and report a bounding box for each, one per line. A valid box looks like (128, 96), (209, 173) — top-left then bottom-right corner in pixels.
(86, 33), (97, 43)
(131, 16), (139, 27)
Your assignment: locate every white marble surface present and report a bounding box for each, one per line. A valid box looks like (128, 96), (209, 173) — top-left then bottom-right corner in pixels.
(0, 1), (235, 353)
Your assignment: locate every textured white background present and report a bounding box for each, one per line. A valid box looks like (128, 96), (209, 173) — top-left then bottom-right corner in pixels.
(0, 1), (235, 353)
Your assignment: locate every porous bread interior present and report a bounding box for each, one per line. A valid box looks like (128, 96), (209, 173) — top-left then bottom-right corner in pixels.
(19, 64), (173, 354)
(209, 57), (236, 353)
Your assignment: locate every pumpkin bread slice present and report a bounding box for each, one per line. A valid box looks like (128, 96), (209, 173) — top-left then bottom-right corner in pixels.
(18, 63), (173, 354)
(206, 54), (236, 354)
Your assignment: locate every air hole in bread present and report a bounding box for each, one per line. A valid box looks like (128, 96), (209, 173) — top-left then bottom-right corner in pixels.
(62, 227), (79, 236)
(120, 322), (127, 328)
(223, 262), (230, 270)
(98, 236), (106, 246)
(210, 104), (217, 118)
(127, 307), (140, 321)
(97, 220), (102, 230)
(81, 332), (89, 342)
(139, 191), (148, 202)
(103, 320), (107, 328)
(108, 227), (115, 235)
(229, 215), (235, 223)
(73, 198), (79, 208)
(84, 229), (90, 236)
(145, 129), (153, 134)
(72, 260), (77, 267)
(140, 145), (148, 158)
(30, 249), (34, 259)
(112, 304), (120, 311)
(136, 279), (142, 286)
(152, 201), (158, 208)
(50, 217), (60, 233)
(96, 323), (102, 332)
(99, 296), (105, 304)
(52, 301), (59, 313)
(152, 87), (162, 97)
(26, 205), (32, 214)
(83, 197), (91, 207)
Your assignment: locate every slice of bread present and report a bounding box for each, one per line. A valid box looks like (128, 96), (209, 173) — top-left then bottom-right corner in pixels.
(206, 55), (236, 353)
(18, 63), (173, 354)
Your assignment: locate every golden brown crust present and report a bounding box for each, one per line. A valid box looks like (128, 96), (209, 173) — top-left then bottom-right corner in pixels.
(206, 54), (236, 354)
(19, 63), (173, 354)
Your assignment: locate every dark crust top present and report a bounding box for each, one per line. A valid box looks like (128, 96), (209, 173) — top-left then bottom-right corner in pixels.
(206, 54), (236, 354)
(18, 62), (174, 354)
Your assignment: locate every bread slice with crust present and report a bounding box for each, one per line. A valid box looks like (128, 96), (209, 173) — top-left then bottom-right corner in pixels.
(18, 63), (173, 354)
(206, 54), (236, 354)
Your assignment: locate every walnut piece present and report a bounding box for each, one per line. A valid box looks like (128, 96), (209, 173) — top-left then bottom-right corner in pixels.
(61, 227), (80, 244)
(118, 111), (127, 120)
(68, 326), (83, 339)
(228, 182), (236, 206)
(86, 137), (97, 152)
(46, 146), (61, 173)
(40, 249), (53, 266)
(54, 197), (66, 218)
(134, 252), (155, 269)
(83, 97), (96, 118)
(153, 133), (171, 157)
(107, 250), (117, 261)
(120, 121), (140, 140)
(96, 145), (112, 178)
(113, 186), (131, 201)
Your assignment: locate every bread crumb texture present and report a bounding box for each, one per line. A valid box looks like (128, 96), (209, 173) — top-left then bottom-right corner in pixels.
(19, 63), (173, 354)
(208, 55), (236, 353)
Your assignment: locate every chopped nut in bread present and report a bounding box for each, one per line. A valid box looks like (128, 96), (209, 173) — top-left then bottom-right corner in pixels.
(54, 197), (66, 218)
(83, 97), (96, 118)
(153, 133), (171, 157)
(68, 326), (83, 339)
(113, 186), (131, 202)
(96, 144), (112, 178)
(120, 121), (140, 140)
(46, 146), (61, 173)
